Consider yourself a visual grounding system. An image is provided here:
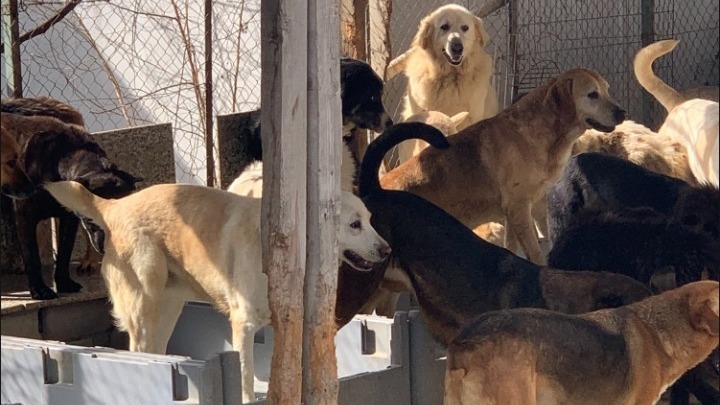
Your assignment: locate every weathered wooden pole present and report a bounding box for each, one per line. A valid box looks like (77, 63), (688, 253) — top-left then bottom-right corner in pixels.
(260, 0), (308, 402)
(303, 0), (341, 402)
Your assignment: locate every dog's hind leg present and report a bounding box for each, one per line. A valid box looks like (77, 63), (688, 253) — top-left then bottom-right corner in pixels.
(54, 214), (83, 293)
(152, 283), (197, 354)
(230, 308), (259, 403)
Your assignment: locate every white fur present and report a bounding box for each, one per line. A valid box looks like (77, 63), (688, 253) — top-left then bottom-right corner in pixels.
(398, 4), (499, 130)
(659, 99), (719, 186)
(44, 181), (389, 402)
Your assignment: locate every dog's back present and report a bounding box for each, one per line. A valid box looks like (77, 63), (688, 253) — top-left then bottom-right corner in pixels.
(1, 96), (85, 127)
(445, 281), (720, 405)
(547, 153), (687, 244)
(548, 207), (720, 287)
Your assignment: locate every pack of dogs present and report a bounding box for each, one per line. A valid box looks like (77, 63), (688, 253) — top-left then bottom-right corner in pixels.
(1, 4), (718, 404)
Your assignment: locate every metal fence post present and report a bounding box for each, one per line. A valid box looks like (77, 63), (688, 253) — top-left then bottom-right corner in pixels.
(205, 0), (215, 187)
(640, 0), (655, 125)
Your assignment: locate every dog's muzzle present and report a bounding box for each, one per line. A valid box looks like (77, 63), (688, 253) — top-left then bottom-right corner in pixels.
(444, 38), (464, 65)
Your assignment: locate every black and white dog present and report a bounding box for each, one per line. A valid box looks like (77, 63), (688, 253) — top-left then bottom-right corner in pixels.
(229, 57), (393, 193)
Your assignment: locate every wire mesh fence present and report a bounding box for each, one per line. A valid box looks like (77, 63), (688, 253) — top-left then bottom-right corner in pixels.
(2, 0), (262, 185)
(2, 0), (718, 183)
(380, 0), (718, 131)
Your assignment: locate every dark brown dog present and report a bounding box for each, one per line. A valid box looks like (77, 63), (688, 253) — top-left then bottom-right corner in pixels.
(1, 108), (139, 299)
(357, 123), (649, 346)
(444, 281), (719, 405)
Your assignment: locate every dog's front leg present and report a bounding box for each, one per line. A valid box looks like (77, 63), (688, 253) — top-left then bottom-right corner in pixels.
(504, 200), (546, 265)
(55, 214), (83, 293)
(231, 313), (258, 403)
(13, 199), (58, 299)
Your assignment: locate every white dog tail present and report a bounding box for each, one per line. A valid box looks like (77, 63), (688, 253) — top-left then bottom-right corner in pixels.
(633, 39), (686, 112)
(44, 181), (110, 228)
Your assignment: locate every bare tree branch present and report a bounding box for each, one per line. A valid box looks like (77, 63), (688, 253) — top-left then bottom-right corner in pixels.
(18, 0), (82, 43)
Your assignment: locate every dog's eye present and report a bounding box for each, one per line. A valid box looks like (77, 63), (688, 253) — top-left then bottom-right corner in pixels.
(460, 25), (469, 32)
(6, 159), (16, 168)
(587, 91), (599, 99)
(350, 220), (362, 230)
(440, 23), (450, 31)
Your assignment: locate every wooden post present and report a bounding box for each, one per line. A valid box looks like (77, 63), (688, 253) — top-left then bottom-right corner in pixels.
(303, 0), (341, 402)
(260, 0), (308, 402)
(204, 0), (215, 187)
(2, 0), (23, 97)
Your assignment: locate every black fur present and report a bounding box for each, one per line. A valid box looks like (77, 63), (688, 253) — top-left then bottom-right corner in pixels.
(14, 127), (140, 299)
(357, 123), (649, 345)
(548, 153), (720, 405)
(548, 152), (719, 245)
(242, 57), (392, 166)
(548, 207), (720, 289)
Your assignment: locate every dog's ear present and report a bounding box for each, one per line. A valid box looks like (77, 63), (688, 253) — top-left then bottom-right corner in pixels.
(450, 111), (470, 128)
(413, 15), (435, 51)
(473, 17), (490, 47)
(544, 78), (577, 125)
(690, 287), (720, 336)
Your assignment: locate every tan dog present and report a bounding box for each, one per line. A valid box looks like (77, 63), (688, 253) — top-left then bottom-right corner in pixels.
(395, 110), (470, 165)
(44, 180), (390, 402)
(444, 280), (719, 405)
(382, 68), (626, 264)
(634, 39), (719, 186)
(0, 126), (35, 199)
(387, 4), (498, 131)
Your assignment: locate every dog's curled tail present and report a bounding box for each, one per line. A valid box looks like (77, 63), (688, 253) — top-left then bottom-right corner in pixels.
(358, 122), (449, 197)
(634, 39), (686, 112)
(44, 181), (109, 228)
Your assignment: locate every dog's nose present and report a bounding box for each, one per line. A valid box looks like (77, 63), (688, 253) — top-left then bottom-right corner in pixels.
(613, 106), (627, 123)
(449, 40), (463, 55)
(378, 244), (392, 259)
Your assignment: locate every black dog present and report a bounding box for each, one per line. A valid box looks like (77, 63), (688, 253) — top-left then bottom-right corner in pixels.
(548, 207), (720, 289)
(239, 57), (393, 172)
(547, 153), (720, 405)
(13, 125), (140, 299)
(357, 123), (649, 346)
(547, 152), (719, 245)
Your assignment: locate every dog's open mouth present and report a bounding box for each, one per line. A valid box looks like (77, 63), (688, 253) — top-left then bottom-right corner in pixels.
(443, 49), (464, 66)
(343, 250), (376, 271)
(586, 118), (616, 133)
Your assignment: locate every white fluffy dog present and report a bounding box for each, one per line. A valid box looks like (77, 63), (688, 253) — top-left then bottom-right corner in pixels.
(45, 180), (390, 402)
(634, 39), (719, 186)
(387, 4), (499, 130)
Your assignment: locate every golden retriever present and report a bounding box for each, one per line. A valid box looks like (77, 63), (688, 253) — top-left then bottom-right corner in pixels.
(444, 280), (719, 405)
(387, 4), (498, 131)
(634, 39), (719, 186)
(381, 68), (626, 265)
(44, 180), (390, 402)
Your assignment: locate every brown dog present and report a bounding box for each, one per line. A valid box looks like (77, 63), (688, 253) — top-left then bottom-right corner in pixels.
(381, 68), (626, 264)
(0, 126), (35, 199)
(444, 281), (719, 405)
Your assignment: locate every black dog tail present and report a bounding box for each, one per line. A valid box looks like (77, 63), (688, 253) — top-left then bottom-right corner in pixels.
(358, 122), (449, 197)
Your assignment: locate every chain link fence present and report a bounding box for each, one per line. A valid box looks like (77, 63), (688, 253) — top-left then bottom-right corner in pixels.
(2, 0), (262, 185)
(3, 0), (717, 183)
(380, 0), (718, 130)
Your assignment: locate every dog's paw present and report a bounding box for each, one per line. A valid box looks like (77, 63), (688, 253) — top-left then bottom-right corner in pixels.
(55, 277), (83, 294)
(30, 283), (59, 300)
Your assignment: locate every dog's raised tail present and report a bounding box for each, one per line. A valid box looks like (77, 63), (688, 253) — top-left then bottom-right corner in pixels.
(633, 39), (686, 112)
(44, 181), (109, 228)
(358, 122), (449, 197)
